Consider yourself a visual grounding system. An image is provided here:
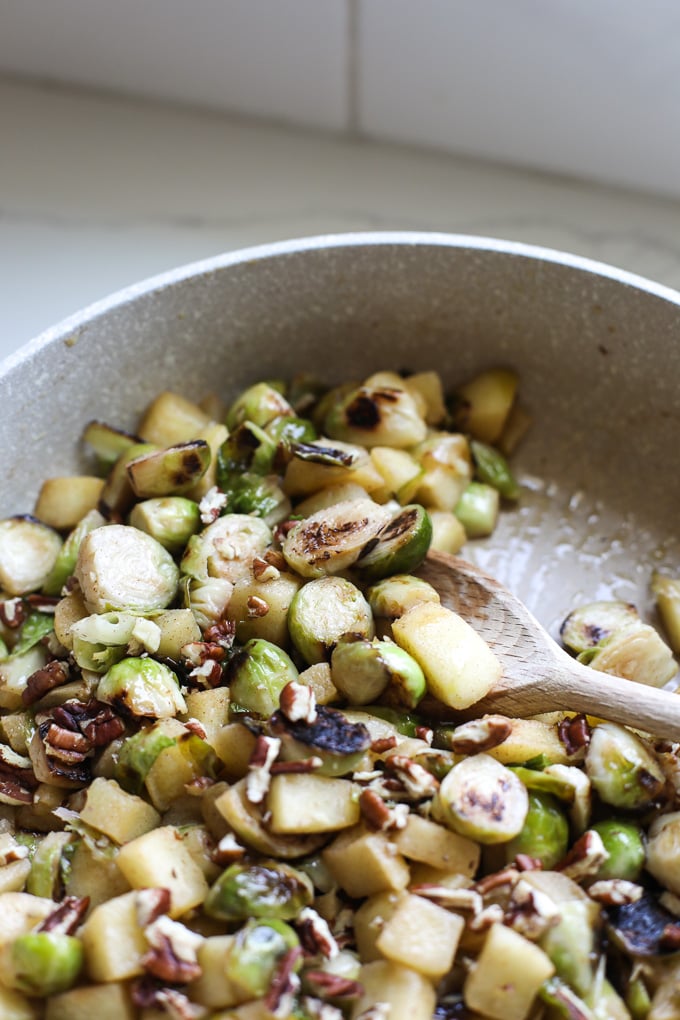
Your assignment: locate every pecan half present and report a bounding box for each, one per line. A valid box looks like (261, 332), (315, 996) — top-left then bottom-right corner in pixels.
(558, 714), (591, 756)
(446, 715), (512, 754)
(296, 907), (339, 959)
(142, 916), (203, 984)
(21, 660), (70, 706)
(38, 896), (89, 935)
(131, 979), (207, 1019)
(264, 945), (302, 1016)
(252, 555), (280, 581)
(359, 788), (408, 831)
(370, 736), (397, 754)
(555, 830), (608, 881)
(279, 680), (317, 724)
(0, 598), (27, 629)
(587, 879), (643, 906)
(384, 755), (439, 800)
(0, 744), (39, 805)
(505, 879), (560, 939)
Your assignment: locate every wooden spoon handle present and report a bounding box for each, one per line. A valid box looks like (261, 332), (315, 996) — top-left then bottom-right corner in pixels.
(471, 657), (680, 740)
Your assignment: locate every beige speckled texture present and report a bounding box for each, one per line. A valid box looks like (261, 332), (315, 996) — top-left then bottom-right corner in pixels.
(2, 233), (679, 634)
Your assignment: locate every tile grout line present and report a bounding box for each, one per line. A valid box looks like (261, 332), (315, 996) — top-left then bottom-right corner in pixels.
(346, 0), (361, 136)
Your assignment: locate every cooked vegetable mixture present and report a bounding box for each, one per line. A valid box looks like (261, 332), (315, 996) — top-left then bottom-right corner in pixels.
(0, 368), (679, 1020)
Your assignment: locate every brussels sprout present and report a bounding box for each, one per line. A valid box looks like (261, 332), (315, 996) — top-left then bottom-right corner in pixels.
(181, 514), (271, 583)
(645, 810), (680, 895)
(652, 570), (680, 655)
(505, 791), (570, 869)
(98, 656), (186, 718)
(11, 612), (54, 658)
(366, 574), (440, 620)
(270, 705), (371, 776)
(26, 831), (72, 899)
(540, 899), (599, 997)
(560, 600), (640, 654)
(0, 517), (63, 596)
(354, 505), (433, 582)
(330, 637), (426, 709)
(205, 860), (313, 921)
(226, 382), (294, 430)
(470, 439), (520, 500)
(215, 471), (291, 525)
(288, 577), (374, 665)
(590, 819), (645, 882)
(324, 383), (427, 449)
(75, 524), (179, 614)
(434, 753), (529, 844)
(217, 422), (278, 478)
(282, 499), (391, 579)
(454, 482), (500, 538)
(114, 722), (178, 793)
(585, 723), (665, 810)
(126, 440), (211, 498)
(266, 415), (317, 447)
(43, 508), (107, 596)
(226, 639), (298, 718)
(4, 932), (82, 997)
(0, 646), (49, 711)
(129, 497), (200, 551)
(182, 575), (234, 631)
(539, 979), (595, 1020)
(577, 622), (677, 689)
(70, 612), (161, 672)
(82, 419), (142, 466)
(225, 917), (300, 998)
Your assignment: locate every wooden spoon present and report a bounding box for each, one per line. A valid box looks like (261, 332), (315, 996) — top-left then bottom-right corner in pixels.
(418, 549), (680, 741)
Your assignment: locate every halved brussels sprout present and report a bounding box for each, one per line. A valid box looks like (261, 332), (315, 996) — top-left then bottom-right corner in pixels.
(225, 917), (300, 998)
(330, 637), (426, 709)
(3, 932), (82, 997)
(585, 723), (665, 811)
(98, 657), (186, 717)
(282, 499), (391, 579)
(366, 574), (440, 620)
(435, 753), (528, 844)
(270, 705), (371, 776)
(560, 600), (639, 654)
(43, 509), (107, 596)
(75, 524), (179, 614)
(205, 860), (313, 921)
(70, 612), (160, 673)
(129, 497), (200, 552)
(0, 517), (63, 596)
(505, 791), (570, 869)
(226, 382), (294, 430)
(590, 819), (645, 881)
(324, 383), (427, 449)
(226, 639), (298, 718)
(288, 577), (374, 665)
(181, 514), (271, 583)
(354, 504), (432, 582)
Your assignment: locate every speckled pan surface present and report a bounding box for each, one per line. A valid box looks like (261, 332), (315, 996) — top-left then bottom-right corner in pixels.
(2, 232), (679, 635)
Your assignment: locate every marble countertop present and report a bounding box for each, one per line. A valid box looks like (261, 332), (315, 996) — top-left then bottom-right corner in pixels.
(3, 76), (680, 363)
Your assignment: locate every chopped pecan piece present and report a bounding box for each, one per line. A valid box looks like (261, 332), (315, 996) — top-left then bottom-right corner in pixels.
(505, 879), (560, 939)
(21, 660), (70, 706)
(474, 867), (520, 896)
(264, 945), (302, 1016)
(659, 923), (680, 951)
(131, 979), (207, 1019)
(247, 594), (270, 618)
(252, 555), (280, 581)
(370, 736), (397, 754)
(384, 755), (439, 800)
(38, 896), (89, 935)
(136, 888), (173, 927)
(558, 714), (591, 756)
(25, 593), (61, 613)
(359, 788), (408, 831)
(555, 830), (608, 881)
(303, 972), (363, 1000)
(212, 832), (246, 865)
(203, 619), (236, 649)
(270, 757), (323, 775)
(467, 903), (505, 932)
(587, 880), (644, 906)
(0, 597), (27, 629)
(279, 680), (317, 724)
(447, 715), (512, 754)
(246, 735), (281, 803)
(0, 744), (39, 805)
(411, 885), (483, 914)
(296, 907), (339, 959)
(198, 486), (228, 525)
(142, 916), (203, 984)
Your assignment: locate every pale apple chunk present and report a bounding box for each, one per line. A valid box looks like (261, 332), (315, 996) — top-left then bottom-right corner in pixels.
(188, 935), (240, 1009)
(46, 981), (135, 1020)
(0, 859), (31, 894)
(393, 813), (480, 876)
(485, 717), (576, 766)
(115, 826), (209, 918)
(464, 923), (555, 1020)
(212, 722), (257, 781)
(352, 960), (436, 1020)
(80, 890), (148, 982)
(322, 825), (410, 898)
(354, 891), (404, 962)
(392, 601), (501, 709)
(376, 892), (465, 979)
(79, 777), (160, 843)
(268, 773), (360, 834)
(182, 687), (231, 746)
(66, 840), (130, 909)
(0, 892), (55, 946)
(0, 985), (39, 1020)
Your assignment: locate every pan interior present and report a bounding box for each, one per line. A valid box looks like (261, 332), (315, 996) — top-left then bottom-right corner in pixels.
(2, 236), (678, 638)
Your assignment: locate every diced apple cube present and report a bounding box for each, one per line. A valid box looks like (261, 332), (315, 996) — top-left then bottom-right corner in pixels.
(116, 826), (208, 918)
(393, 813), (480, 876)
(80, 890), (147, 982)
(464, 923), (555, 1020)
(352, 960), (436, 1020)
(392, 601), (501, 709)
(188, 935), (239, 1009)
(322, 825), (410, 898)
(375, 892), (464, 979)
(79, 777), (160, 844)
(268, 774), (359, 833)
(46, 981), (135, 1020)
(0, 985), (39, 1020)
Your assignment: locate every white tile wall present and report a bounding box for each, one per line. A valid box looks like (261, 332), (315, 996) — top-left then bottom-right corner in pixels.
(1, 0), (679, 197)
(0, 0), (349, 129)
(357, 0), (680, 197)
